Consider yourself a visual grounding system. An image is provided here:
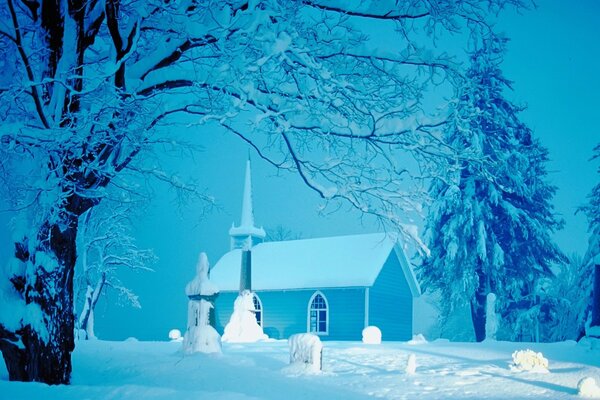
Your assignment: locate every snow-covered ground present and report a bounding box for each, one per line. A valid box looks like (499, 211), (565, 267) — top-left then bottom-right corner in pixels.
(1, 339), (600, 399)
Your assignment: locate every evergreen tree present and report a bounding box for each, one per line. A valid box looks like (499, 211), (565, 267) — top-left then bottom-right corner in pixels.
(419, 37), (565, 342)
(582, 144), (600, 265)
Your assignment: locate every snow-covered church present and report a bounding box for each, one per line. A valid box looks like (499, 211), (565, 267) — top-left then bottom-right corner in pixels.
(210, 161), (421, 341)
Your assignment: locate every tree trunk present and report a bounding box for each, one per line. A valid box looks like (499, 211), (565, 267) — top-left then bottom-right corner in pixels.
(471, 289), (487, 342)
(1, 193), (95, 384)
(78, 274), (105, 340)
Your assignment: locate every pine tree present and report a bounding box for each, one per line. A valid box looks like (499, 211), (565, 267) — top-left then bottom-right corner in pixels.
(420, 36), (565, 342)
(582, 144), (600, 265)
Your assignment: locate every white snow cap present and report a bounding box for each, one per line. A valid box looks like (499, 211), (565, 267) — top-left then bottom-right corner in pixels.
(185, 252), (218, 297)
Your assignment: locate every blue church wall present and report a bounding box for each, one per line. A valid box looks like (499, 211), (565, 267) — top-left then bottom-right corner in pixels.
(214, 287), (367, 340)
(368, 251), (413, 341)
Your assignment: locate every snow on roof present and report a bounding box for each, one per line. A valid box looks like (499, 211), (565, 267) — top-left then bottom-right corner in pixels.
(210, 232), (420, 294)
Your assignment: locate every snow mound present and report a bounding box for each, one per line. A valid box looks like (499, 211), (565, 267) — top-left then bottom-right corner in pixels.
(222, 291), (268, 343)
(288, 333), (322, 373)
(407, 334), (428, 345)
(169, 329), (182, 342)
(510, 349), (549, 373)
(405, 354), (417, 375)
(362, 326), (381, 344)
(578, 377), (600, 398)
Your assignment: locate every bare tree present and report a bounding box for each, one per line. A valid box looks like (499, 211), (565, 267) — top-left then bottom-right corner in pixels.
(266, 225), (302, 242)
(74, 203), (156, 340)
(0, 0), (523, 384)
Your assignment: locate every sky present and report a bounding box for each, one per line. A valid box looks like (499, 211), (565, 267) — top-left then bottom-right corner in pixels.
(0, 1), (598, 341)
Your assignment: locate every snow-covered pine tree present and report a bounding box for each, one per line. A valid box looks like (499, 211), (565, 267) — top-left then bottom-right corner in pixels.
(581, 144), (600, 267)
(419, 36), (565, 342)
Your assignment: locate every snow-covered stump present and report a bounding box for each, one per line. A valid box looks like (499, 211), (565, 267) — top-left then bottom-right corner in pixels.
(289, 333), (323, 372)
(222, 290), (268, 343)
(183, 252), (221, 354)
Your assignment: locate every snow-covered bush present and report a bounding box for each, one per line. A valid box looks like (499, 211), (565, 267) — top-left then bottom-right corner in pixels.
(169, 329), (182, 342)
(362, 326), (382, 344)
(183, 253), (222, 354)
(289, 333), (323, 372)
(222, 290), (268, 343)
(510, 349), (549, 373)
(405, 354), (417, 375)
(578, 377), (600, 398)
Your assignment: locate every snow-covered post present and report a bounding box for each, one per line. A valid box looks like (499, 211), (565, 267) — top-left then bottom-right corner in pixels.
(485, 293), (498, 341)
(183, 253), (221, 354)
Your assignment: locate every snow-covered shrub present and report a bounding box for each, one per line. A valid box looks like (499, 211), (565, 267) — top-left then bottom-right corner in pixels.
(222, 290), (268, 343)
(405, 354), (417, 375)
(169, 329), (182, 342)
(510, 349), (549, 373)
(289, 333), (323, 372)
(362, 326), (381, 344)
(578, 377), (600, 398)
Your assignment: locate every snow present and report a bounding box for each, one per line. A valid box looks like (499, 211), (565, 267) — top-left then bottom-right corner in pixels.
(3, 339), (597, 399)
(185, 253), (218, 297)
(405, 353), (417, 375)
(510, 349), (550, 373)
(578, 377), (600, 398)
(222, 291), (268, 343)
(211, 233), (418, 292)
(168, 329), (182, 342)
(183, 253), (222, 354)
(288, 333), (322, 372)
(361, 326), (381, 344)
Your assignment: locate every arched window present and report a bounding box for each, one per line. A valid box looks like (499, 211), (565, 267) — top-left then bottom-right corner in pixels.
(252, 293), (263, 327)
(308, 292), (328, 335)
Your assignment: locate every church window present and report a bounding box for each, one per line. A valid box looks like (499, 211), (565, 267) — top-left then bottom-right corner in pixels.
(252, 293), (263, 326)
(308, 292), (328, 334)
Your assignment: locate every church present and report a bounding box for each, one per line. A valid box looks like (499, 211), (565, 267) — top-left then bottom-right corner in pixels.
(209, 160), (421, 341)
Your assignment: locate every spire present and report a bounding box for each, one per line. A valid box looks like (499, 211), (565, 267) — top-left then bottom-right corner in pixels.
(240, 158), (255, 228)
(229, 158), (265, 250)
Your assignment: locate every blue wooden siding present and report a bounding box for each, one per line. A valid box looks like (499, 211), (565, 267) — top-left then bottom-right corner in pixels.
(214, 287), (366, 340)
(368, 251), (413, 341)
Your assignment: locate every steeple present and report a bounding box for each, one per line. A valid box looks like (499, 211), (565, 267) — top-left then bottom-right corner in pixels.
(229, 159), (265, 250)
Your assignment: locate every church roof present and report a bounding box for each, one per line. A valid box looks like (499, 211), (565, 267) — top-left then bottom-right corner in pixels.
(210, 232), (420, 295)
